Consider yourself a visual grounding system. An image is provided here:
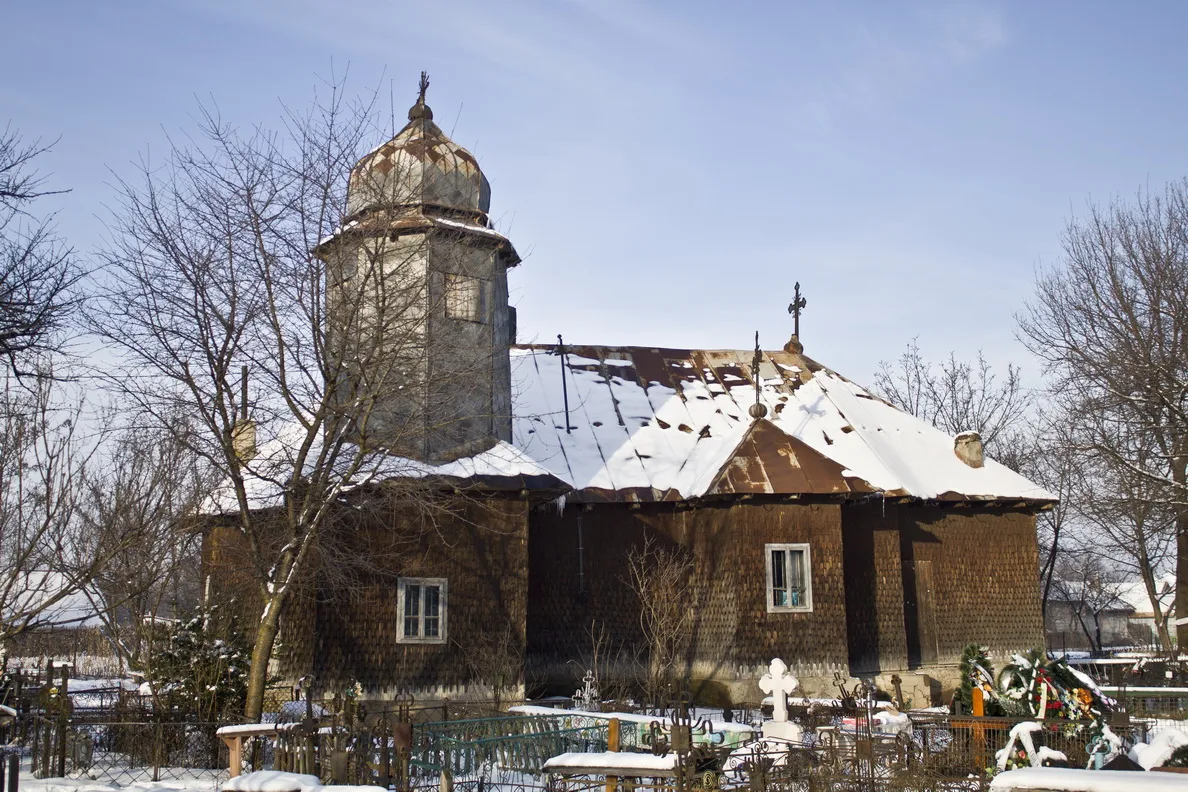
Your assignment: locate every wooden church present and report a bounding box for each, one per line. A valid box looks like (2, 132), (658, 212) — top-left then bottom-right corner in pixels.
(203, 81), (1054, 706)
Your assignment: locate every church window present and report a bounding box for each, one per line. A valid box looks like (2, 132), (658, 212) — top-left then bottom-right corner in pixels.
(444, 273), (486, 322)
(397, 577), (447, 643)
(765, 544), (812, 613)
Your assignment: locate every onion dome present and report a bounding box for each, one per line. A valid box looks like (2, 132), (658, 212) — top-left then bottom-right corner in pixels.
(346, 73), (491, 223)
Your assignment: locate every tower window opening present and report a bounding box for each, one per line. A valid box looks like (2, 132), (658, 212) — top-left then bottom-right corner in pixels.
(445, 273), (487, 323)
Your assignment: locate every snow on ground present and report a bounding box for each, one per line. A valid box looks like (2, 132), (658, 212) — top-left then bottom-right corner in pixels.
(1130, 720), (1188, 769)
(19, 768), (223, 792)
(991, 767), (1188, 792)
(223, 771), (384, 791)
(21, 769), (385, 792)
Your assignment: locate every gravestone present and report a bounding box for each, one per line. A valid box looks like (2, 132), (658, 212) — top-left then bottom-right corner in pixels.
(758, 658), (803, 742)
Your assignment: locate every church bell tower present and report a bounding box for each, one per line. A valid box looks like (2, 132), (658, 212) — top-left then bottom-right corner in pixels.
(316, 74), (519, 463)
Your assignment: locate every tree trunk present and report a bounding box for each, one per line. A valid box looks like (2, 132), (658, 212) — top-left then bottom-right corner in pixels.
(1139, 560), (1174, 653)
(1176, 460), (1188, 650)
(245, 596), (284, 722)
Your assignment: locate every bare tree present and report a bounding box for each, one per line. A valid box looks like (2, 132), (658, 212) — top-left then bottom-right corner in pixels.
(1050, 552), (1127, 654)
(0, 371), (108, 641)
(1018, 180), (1188, 646)
(873, 340), (1031, 469)
(90, 76), (505, 719)
(626, 535), (694, 705)
(0, 126), (80, 374)
(81, 418), (210, 671)
(1074, 434), (1177, 652)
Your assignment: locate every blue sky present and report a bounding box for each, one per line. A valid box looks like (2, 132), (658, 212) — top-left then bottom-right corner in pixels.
(4, 0), (1188, 384)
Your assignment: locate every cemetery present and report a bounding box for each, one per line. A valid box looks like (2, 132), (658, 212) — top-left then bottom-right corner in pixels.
(4, 649), (1188, 792)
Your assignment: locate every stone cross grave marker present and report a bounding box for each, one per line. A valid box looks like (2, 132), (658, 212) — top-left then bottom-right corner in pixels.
(759, 658), (798, 722)
(758, 658), (804, 742)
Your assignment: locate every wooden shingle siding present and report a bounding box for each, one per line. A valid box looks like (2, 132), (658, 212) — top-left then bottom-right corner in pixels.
(841, 502), (908, 675)
(526, 501), (849, 692)
(900, 505), (1044, 663)
(205, 499), (530, 698)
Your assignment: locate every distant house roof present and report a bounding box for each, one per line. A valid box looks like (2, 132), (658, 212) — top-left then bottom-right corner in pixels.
(510, 344), (1055, 504)
(5, 571), (105, 630)
(1115, 575), (1176, 618)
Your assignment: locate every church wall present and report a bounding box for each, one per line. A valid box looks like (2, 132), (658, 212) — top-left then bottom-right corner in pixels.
(313, 497), (529, 699)
(840, 502), (909, 675)
(526, 500), (850, 702)
(203, 497), (530, 702)
(898, 505), (1044, 669)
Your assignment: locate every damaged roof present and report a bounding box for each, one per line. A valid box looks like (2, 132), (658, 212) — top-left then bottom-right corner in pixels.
(510, 344), (1054, 504)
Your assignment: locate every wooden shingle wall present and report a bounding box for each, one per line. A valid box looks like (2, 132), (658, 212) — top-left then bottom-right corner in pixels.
(526, 501), (850, 695)
(841, 502), (909, 675)
(204, 498), (530, 699)
(308, 498), (529, 696)
(899, 505), (1044, 665)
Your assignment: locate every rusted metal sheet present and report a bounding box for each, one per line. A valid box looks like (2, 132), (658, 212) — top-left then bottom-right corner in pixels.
(511, 344), (1051, 506)
(518, 343), (880, 502)
(706, 420), (874, 497)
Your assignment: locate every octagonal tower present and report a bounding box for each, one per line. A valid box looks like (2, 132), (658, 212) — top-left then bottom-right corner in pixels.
(317, 75), (519, 463)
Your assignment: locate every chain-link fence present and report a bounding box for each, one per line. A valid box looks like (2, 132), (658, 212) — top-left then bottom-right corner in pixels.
(27, 715), (230, 787)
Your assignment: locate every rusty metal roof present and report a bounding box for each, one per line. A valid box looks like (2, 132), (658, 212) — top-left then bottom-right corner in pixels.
(510, 344), (1055, 505)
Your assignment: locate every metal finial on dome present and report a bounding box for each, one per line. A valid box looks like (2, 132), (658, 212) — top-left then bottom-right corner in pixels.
(749, 331), (769, 420)
(408, 71), (433, 121)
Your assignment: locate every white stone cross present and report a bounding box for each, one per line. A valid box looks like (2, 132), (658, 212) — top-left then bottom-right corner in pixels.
(758, 658), (799, 723)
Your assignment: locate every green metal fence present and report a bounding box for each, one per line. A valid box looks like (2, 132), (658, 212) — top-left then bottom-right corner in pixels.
(411, 715), (618, 776)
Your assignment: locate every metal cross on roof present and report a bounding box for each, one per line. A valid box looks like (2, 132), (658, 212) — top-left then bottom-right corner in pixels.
(417, 71), (430, 104)
(787, 282), (807, 338)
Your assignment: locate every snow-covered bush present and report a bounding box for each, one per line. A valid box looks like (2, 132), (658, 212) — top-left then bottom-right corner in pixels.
(147, 605), (251, 721)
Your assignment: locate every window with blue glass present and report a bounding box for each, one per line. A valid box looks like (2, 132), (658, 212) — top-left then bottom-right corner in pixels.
(397, 577), (447, 643)
(765, 544), (812, 613)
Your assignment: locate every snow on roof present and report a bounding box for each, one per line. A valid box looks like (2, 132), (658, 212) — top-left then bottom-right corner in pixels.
(204, 343), (1052, 514)
(543, 751), (678, 775)
(5, 570), (105, 630)
(201, 417), (562, 516)
(510, 345), (1054, 503)
(1116, 575), (1175, 616)
(430, 215), (508, 240)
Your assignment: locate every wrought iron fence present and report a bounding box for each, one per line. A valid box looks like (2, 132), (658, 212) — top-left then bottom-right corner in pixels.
(8, 698), (1165, 792)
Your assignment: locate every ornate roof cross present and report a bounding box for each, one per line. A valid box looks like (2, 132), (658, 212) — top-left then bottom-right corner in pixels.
(408, 71), (434, 120)
(787, 282), (807, 339)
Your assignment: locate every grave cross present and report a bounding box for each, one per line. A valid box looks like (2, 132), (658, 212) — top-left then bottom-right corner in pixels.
(787, 282), (807, 338)
(758, 657), (799, 723)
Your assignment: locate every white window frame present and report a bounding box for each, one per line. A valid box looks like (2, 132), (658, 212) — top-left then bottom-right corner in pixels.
(444, 273), (487, 323)
(396, 577), (448, 644)
(765, 543), (813, 613)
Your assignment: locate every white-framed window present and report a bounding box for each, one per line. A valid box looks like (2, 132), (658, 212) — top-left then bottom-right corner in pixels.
(444, 273), (486, 323)
(397, 577), (448, 643)
(765, 543), (812, 613)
